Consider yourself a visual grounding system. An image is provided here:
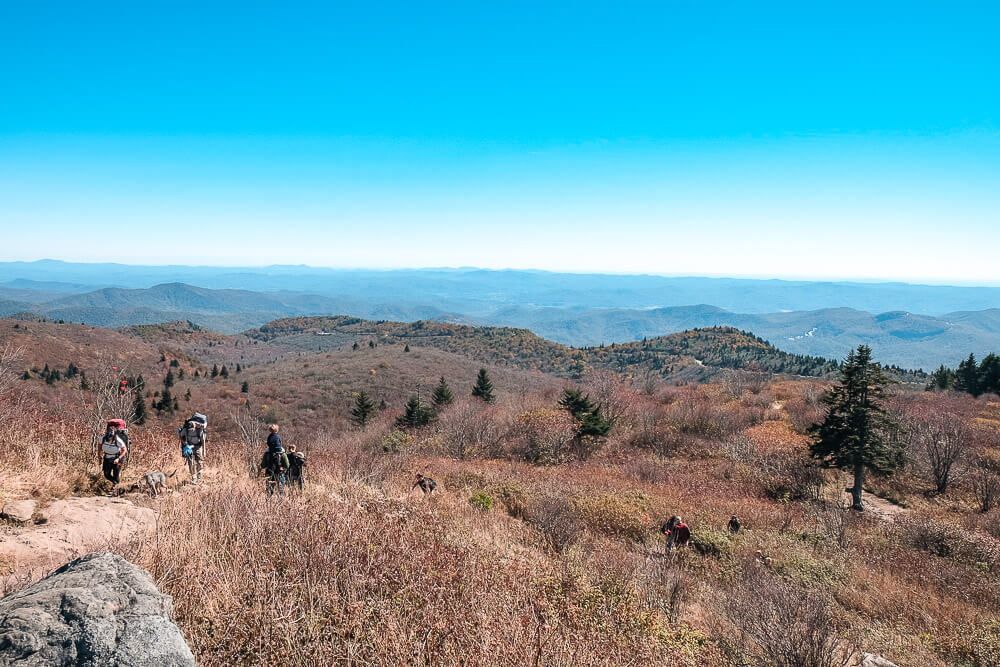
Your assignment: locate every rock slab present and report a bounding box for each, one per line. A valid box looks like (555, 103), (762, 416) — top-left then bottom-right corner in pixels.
(1, 500), (36, 524)
(0, 552), (195, 666)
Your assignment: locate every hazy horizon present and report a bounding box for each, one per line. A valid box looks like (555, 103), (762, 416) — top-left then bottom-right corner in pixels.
(3, 3), (999, 282)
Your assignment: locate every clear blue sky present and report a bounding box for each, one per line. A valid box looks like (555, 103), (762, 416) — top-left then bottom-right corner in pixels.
(1, 1), (998, 282)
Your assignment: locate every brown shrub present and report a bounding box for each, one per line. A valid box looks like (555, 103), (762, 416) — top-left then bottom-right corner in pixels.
(721, 563), (851, 667)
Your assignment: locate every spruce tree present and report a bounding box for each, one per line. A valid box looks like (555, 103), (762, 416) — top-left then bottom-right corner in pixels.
(927, 365), (954, 391)
(159, 386), (175, 414)
(396, 395), (434, 429)
(164, 369), (175, 387)
(471, 368), (495, 403)
(211, 364), (219, 378)
(431, 376), (454, 408)
(810, 345), (902, 511)
(80, 372), (90, 390)
(351, 390), (377, 429)
(559, 388), (612, 447)
(955, 354), (980, 396)
(133, 391), (148, 425)
(978, 353), (1000, 396)
(220, 365), (230, 378)
(404, 344), (410, 352)
(241, 381), (250, 393)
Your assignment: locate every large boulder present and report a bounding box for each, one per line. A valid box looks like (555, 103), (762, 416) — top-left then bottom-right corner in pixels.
(0, 552), (194, 666)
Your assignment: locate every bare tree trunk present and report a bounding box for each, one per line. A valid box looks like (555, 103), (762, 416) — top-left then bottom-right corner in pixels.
(848, 462), (865, 511)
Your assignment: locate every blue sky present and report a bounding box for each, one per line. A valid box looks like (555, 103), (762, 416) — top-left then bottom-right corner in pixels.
(1, 1), (998, 282)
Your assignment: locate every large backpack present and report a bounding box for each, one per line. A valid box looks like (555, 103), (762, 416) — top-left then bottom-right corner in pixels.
(105, 420), (130, 467)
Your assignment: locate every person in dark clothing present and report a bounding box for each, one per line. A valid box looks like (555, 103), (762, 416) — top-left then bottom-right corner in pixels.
(287, 444), (306, 491)
(100, 422), (128, 489)
(412, 474), (437, 495)
(660, 515), (691, 552)
(261, 424), (289, 496)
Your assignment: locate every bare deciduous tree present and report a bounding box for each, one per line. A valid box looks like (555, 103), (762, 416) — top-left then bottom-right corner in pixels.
(0, 344), (27, 449)
(233, 399), (266, 477)
(972, 461), (999, 513)
(912, 416), (970, 495)
(87, 358), (137, 456)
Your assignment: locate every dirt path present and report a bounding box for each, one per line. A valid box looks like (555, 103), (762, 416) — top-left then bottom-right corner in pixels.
(0, 496), (156, 588)
(840, 489), (909, 521)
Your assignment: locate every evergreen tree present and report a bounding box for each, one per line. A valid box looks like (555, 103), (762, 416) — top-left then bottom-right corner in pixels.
(241, 381), (249, 393)
(351, 390), (377, 429)
(21, 371), (30, 381)
(927, 365), (954, 391)
(178, 368), (185, 380)
(431, 376), (454, 408)
(379, 398), (388, 411)
(404, 344), (410, 352)
(352, 342), (360, 351)
(184, 388), (192, 401)
(211, 364), (219, 378)
(135, 375), (145, 393)
(954, 354), (980, 396)
(810, 345), (902, 511)
(169, 359), (180, 368)
(133, 390), (148, 425)
(164, 369), (175, 387)
(471, 368), (495, 403)
(220, 365), (230, 378)
(368, 340), (375, 349)
(173, 397), (180, 412)
(80, 372), (90, 390)
(158, 386), (175, 414)
(159, 353), (166, 362)
(396, 395), (434, 429)
(194, 369), (200, 378)
(559, 388), (612, 440)
(236, 363), (242, 373)
(978, 353), (1000, 396)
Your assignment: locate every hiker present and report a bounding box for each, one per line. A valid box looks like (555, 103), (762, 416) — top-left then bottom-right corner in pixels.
(412, 473), (437, 495)
(261, 424), (289, 496)
(100, 420), (129, 489)
(287, 444), (306, 491)
(660, 515), (691, 552)
(178, 414), (208, 484)
(727, 515), (742, 534)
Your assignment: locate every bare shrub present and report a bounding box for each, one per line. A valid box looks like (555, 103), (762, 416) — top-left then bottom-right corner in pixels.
(525, 494), (584, 552)
(586, 369), (634, 428)
(233, 399), (266, 476)
(514, 408), (577, 465)
(910, 414), (971, 495)
(435, 400), (510, 459)
(0, 344), (27, 453)
(723, 563), (851, 667)
(723, 368), (768, 398)
(638, 559), (691, 624)
(627, 413), (688, 457)
(786, 387), (827, 434)
(972, 464), (999, 514)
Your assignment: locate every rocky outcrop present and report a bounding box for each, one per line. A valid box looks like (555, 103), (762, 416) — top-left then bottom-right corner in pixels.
(0, 552), (194, 666)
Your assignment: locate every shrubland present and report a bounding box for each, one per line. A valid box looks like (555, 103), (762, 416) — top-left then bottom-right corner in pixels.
(1, 318), (999, 666)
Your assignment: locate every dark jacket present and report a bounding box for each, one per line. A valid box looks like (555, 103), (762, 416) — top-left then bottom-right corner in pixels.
(266, 432), (283, 452)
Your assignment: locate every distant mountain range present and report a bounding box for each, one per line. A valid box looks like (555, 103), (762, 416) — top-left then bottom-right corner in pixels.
(1, 261), (998, 369)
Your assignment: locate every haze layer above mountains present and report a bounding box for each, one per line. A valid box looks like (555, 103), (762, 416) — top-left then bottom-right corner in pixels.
(1, 261), (997, 370)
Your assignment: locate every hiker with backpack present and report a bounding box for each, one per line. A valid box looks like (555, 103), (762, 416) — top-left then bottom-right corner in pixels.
(260, 424), (289, 496)
(287, 444), (306, 491)
(100, 419), (129, 489)
(178, 413), (208, 484)
(660, 515), (691, 552)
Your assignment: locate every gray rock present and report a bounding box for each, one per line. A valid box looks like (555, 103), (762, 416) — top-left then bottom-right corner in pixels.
(0, 552), (195, 666)
(1, 500), (36, 523)
(861, 654), (899, 667)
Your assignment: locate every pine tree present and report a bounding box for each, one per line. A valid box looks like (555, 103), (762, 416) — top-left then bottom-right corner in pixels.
(351, 391), (377, 429)
(211, 364), (219, 378)
(404, 344), (410, 352)
(955, 354), (980, 396)
(810, 345), (902, 511)
(133, 391), (148, 425)
(194, 369), (200, 378)
(978, 353), (1000, 396)
(559, 388), (612, 443)
(158, 386), (175, 414)
(431, 376), (454, 408)
(21, 371), (30, 380)
(352, 342), (360, 351)
(471, 368), (495, 403)
(396, 395), (434, 429)
(241, 381), (250, 393)
(236, 363), (242, 373)
(220, 365), (229, 378)
(169, 359), (180, 368)
(164, 369), (175, 387)
(927, 365), (954, 391)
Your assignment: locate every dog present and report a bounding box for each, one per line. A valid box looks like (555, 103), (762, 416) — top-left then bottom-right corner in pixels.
(129, 469), (178, 497)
